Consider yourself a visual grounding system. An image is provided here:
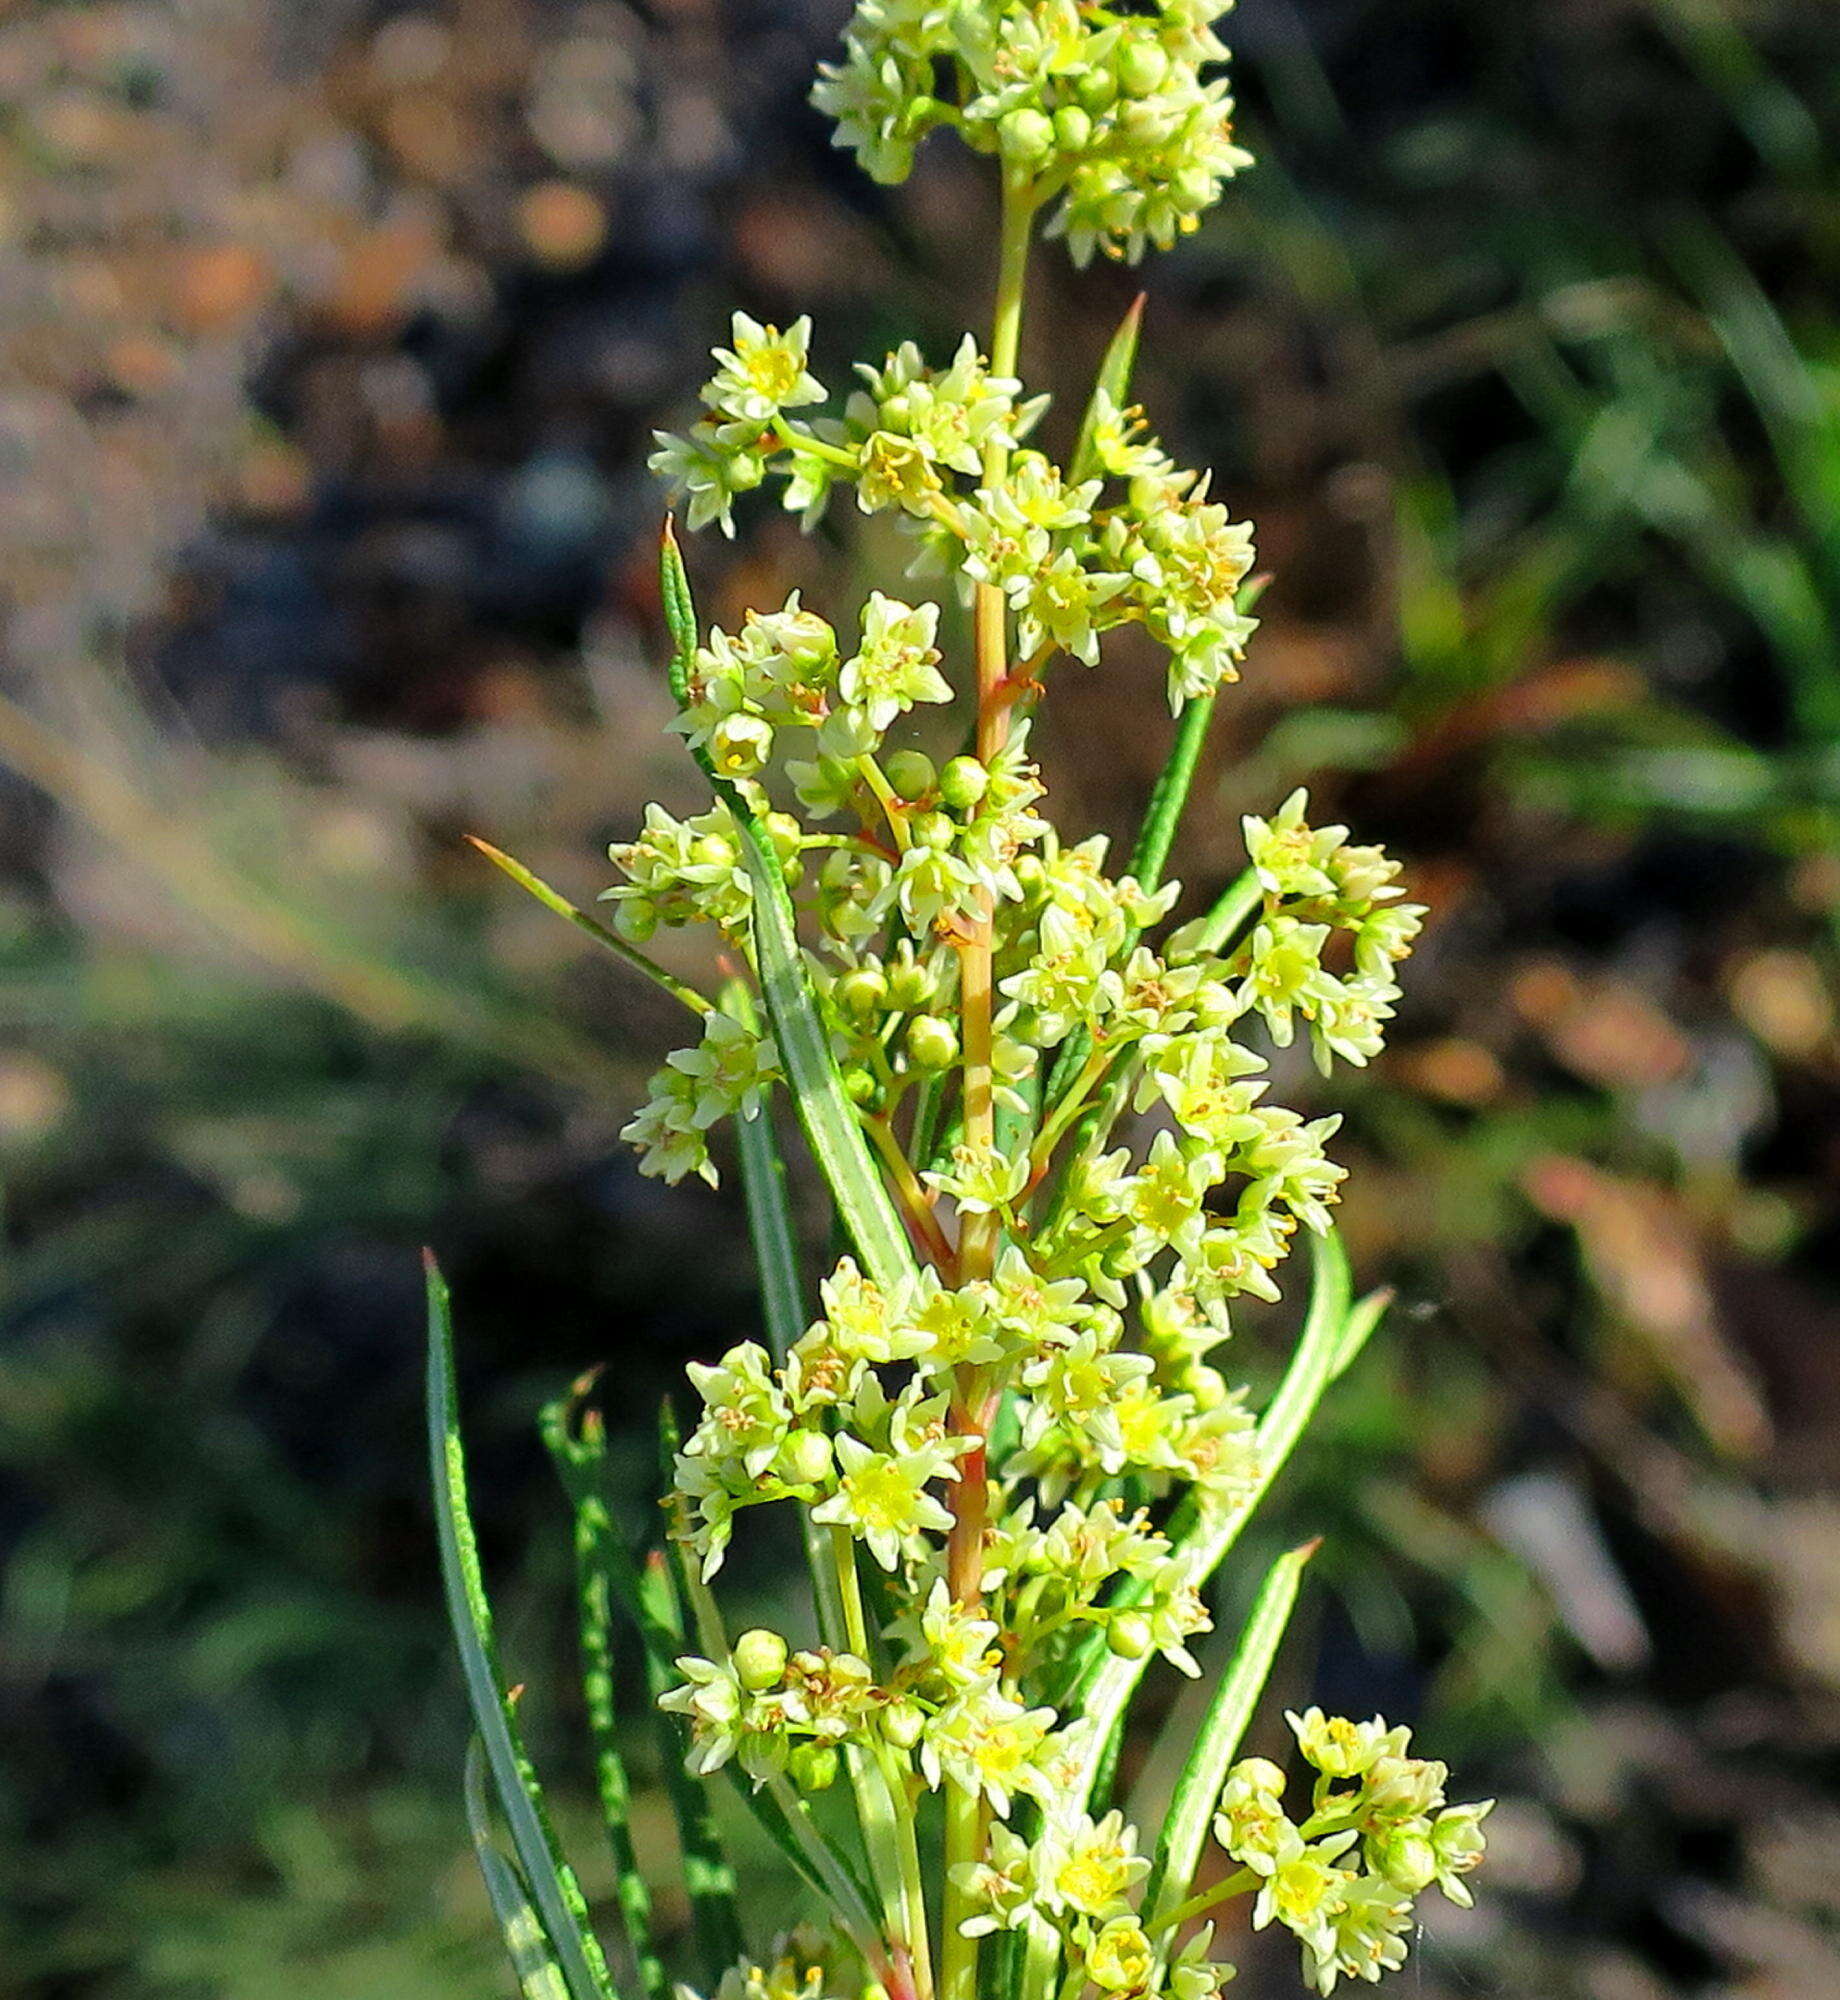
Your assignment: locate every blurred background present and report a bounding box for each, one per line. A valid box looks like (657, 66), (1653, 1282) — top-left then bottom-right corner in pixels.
(2, 0), (1838, 1994)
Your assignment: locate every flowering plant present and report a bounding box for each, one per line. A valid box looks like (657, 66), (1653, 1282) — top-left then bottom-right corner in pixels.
(429, 6), (1487, 1999)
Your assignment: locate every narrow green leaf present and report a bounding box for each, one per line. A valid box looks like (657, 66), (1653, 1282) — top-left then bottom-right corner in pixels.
(639, 1410), (746, 1983)
(1331, 1286), (1391, 1385)
(1041, 576), (1268, 1117)
(723, 980), (846, 1649)
(540, 1403), (668, 2000)
(659, 525), (918, 1292)
(467, 1741), (574, 2000)
(466, 836), (712, 1017)
(1062, 1229), (1355, 1808)
(425, 1256), (617, 2000)
(1143, 1541), (1317, 1935)
(1188, 865), (1261, 959)
(1070, 294), (1145, 485)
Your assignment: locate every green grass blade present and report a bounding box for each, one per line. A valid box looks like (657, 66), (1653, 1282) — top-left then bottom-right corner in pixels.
(540, 1405), (668, 2000)
(425, 1255), (618, 2000)
(1143, 1540), (1317, 1934)
(1070, 294), (1145, 484)
(467, 1740), (574, 2000)
(659, 524), (918, 1291)
(1061, 1230), (1355, 1808)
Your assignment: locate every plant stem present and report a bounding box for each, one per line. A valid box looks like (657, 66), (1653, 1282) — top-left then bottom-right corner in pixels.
(832, 1525), (872, 1659)
(1149, 1869), (1258, 1936)
(865, 1115), (957, 1269)
(941, 163), (1037, 2000)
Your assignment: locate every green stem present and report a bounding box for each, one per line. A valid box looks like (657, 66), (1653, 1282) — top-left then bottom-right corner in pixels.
(833, 1526), (872, 1659)
(1191, 866), (1262, 958)
(763, 1771), (891, 1976)
(466, 836), (712, 1016)
(1151, 1869), (1259, 1937)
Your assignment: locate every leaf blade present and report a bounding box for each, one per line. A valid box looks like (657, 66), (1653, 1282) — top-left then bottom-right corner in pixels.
(426, 1254), (618, 2000)
(1062, 1229), (1355, 1807)
(660, 524), (918, 1291)
(1143, 1540), (1317, 1934)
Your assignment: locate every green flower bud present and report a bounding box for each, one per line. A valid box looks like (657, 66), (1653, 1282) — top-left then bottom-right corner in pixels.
(776, 1429), (833, 1488)
(1012, 854), (1047, 898)
(906, 1015), (960, 1071)
(884, 749), (937, 800)
(691, 833), (736, 871)
(732, 1627), (789, 1692)
(1100, 1239), (1138, 1280)
(613, 899), (657, 943)
(913, 810), (956, 851)
(879, 389), (915, 430)
(763, 811), (803, 864)
(789, 1742), (839, 1792)
(1052, 106), (1093, 156)
(836, 967), (890, 1020)
(844, 1065), (880, 1107)
(1117, 40), (1169, 97)
(999, 108), (1055, 164)
(938, 755), (990, 812)
(881, 1700), (926, 1751)
(1184, 1364), (1229, 1410)
(710, 712), (773, 777)
(1108, 1612), (1154, 1660)
(887, 952), (938, 1012)
(1074, 66), (1117, 113)
(1371, 1825), (1438, 1894)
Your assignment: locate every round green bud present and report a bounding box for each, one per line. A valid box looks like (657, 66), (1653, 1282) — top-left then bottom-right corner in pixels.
(879, 390), (915, 430)
(938, 755), (990, 812)
(763, 811), (803, 864)
(732, 1628), (789, 1692)
(887, 954), (938, 1012)
(1140, 1289), (1188, 1348)
(912, 810), (957, 852)
(613, 898), (657, 944)
(1074, 66), (1117, 113)
(1052, 105), (1093, 156)
(1174, 165), (1218, 211)
(789, 1743), (839, 1793)
(776, 1429), (833, 1487)
(884, 750), (937, 801)
(1012, 854), (1047, 898)
(843, 1065), (880, 1108)
(881, 1700), (926, 1751)
(1372, 1827), (1438, 1895)
(1100, 1239), (1139, 1280)
(906, 1015), (960, 1071)
(1184, 1364), (1229, 1411)
(1117, 40), (1170, 97)
(998, 107), (1055, 163)
(836, 967), (889, 1020)
(690, 833), (735, 871)
(710, 712), (773, 777)
(1108, 1612), (1154, 1661)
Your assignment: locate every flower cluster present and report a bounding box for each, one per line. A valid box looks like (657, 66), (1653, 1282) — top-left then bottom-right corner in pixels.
(1213, 1711), (1492, 1994)
(652, 323), (1257, 709)
(465, 6), (1486, 2000)
(813, 1), (1254, 265)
